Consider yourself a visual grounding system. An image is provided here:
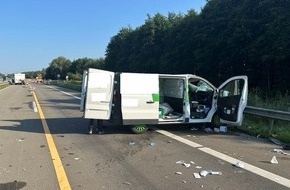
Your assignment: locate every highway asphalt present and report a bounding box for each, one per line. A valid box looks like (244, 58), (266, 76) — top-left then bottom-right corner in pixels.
(0, 84), (289, 190)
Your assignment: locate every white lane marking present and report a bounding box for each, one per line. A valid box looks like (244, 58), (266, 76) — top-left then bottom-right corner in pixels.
(155, 129), (290, 189)
(44, 86), (290, 188)
(32, 101), (38, 112)
(46, 86), (81, 100)
(199, 147), (290, 188)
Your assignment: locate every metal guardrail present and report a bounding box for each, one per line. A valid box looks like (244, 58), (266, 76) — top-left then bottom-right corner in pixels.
(244, 106), (290, 131)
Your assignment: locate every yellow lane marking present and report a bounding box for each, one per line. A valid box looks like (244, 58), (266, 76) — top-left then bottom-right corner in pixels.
(32, 91), (71, 190)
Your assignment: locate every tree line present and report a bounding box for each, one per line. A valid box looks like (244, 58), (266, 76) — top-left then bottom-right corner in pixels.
(18, 0), (290, 95)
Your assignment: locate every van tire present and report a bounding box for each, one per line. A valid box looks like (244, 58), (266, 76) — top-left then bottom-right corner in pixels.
(130, 124), (149, 134)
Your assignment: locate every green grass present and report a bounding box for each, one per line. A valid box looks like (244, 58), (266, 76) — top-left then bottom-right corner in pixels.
(0, 83), (10, 90)
(241, 88), (290, 143)
(49, 80), (82, 91)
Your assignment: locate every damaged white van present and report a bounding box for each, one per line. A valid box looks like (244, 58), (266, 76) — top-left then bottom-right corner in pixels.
(80, 68), (248, 134)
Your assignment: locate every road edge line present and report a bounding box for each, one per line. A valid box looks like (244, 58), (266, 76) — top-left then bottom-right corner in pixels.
(32, 91), (71, 190)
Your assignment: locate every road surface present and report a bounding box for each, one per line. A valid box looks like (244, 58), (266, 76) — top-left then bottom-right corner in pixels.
(0, 84), (289, 190)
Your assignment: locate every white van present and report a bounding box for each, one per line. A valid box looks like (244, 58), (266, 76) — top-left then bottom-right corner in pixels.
(80, 68), (248, 134)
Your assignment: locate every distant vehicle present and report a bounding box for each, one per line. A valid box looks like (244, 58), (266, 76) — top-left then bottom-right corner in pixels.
(80, 68), (248, 134)
(12, 73), (25, 85)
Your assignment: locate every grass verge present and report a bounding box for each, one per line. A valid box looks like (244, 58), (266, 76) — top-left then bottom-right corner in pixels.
(0, 83), (10, 90)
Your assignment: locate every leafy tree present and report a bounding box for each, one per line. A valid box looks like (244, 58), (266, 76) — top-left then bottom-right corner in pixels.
(45, 56), (71, 80)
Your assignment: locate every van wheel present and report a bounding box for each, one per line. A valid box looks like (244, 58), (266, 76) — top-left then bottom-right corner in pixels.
(130, 124), (149, 134)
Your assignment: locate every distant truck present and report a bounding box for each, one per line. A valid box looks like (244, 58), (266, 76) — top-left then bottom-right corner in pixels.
(80, 68), (248, 134)
(12, 73), (25, 85)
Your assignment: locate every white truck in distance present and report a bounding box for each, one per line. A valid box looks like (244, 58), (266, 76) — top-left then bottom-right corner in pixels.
(80, 68), (248, 134)
(13, 73), (25, 85)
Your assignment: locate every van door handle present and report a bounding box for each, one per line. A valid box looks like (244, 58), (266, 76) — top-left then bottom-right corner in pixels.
(100, 101), (109, 103)
(146, 101), (154, 104)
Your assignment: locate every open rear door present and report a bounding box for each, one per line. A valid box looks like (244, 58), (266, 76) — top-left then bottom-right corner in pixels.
(217, 76), (248, 126)
(120, 73), (159, 125)
(80, 70), (88, 112)
(83, 68), (115, 120)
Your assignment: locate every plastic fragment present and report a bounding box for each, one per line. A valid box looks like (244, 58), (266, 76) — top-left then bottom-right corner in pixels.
(182, 180), (186, 183)
(235, 161), (245, 168)
(274, 149), (290, 156)
(124, 182), (131, 186)
(200, 170), (222, 177)
(149, 142), (156, 146)
(270, 156), (278, 164)
(209, 170), (222, 175)
(204, 128), (213, 133)
(219, 126), (227, 132)
(193, 173), (201, 179)
(175, 172), (183, 175)
(200, 170), (209, 177)
(195, 166), (202, 169)
(175, 160), (185, 164)
(182, 163), (191, 168)
(214, 128), (220, 133)
(128, 141), (135, 146)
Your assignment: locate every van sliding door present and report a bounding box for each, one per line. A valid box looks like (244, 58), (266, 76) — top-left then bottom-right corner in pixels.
(120, 73), (159, 125)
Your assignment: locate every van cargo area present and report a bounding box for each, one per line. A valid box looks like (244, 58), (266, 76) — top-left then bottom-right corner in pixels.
(158, 76), (213, 123)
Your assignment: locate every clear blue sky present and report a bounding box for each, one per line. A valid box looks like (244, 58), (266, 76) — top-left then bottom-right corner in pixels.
(0, 0), (206, 74)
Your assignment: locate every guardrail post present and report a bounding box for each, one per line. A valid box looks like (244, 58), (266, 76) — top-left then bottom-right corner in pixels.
(269, 118), (274, 133)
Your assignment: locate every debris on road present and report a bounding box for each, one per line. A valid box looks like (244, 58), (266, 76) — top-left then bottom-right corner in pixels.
(193, 172), (201, 179)
(17, 138), (25, 142)
(200, 170), (209, 177)
(269, 137), (290, 150)
(283, 144), (290, 150)
(269, 137), (283, 146)
(175, 160), (185, 164)
(200, 170), (222, 177)
(208, 170), (222, 175)
(273, 149), (290, 156)
(204, 128), (213, 133)
(148, 142), (156, 147)
(175, 172), (183, 175)
(128, 141), (135, 146)
(182, 163), (191, 168)
(123, 181), (131, 186)
(219, 125), (227, 132)
(214, 128), (220, 133)
(195, 166), (202, 169)
(234, 161), (245, 169)
(270, 156), (278, 164)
